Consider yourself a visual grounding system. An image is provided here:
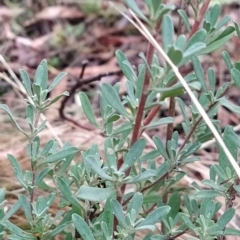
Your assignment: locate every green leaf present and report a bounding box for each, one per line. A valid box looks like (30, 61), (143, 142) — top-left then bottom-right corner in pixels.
(102, 198), (113, 235)
(177, 9), (190, 32)
(100, 83), (129, 118)
(47, 72), (67, 92)
(115, 50), (136, 84)
(125, 0), (149, 23)
(34, 64), (44, 87)
(230, 68), (240, 89)
(183, 42), (206, 60)
(19, 69), (32, 96)
(57, 178), (83, 210)
(120, 138), (146, 171)
(183, 193), (192, 216)
(35, 168), (51, 186)
(224, 227), (240, 236)
(79, 92), (100, 128)
(44, 222), (70, 238)
(209, 4), (221, 27)
(180, 213), (195, 231)
(218, 126), (238, 173)
(142, 117), (173, 130)
(204, 200), (216, 219)
(1, 200), (21, 221)
(0, 104), (28, 137)
(39, 59), (48, 90)
(7, 154), (27, 189)
(85, 155), (113, 180)
(192, 56), (207, 92)
(162, 14), (174, 52)
(153, 136), (169, 161)
(18, 195), (32, 223)
(217, 208), (235, 229)
(126, 169), (156, 183)
(75, 186), (115, 202)
(195, 190), (223, 198)
(46, 91), (69, 107)
(167, 191), (181, 220)
(111, 199), (127, 227)
(208, 68), (216, 93)
(222, 51), (233, 71)
(199, 26), (235, 55)
(127, 192), (143, 217)
(138, 206), (170, 227)
(41, 146), (78, 164)
(185, 29), (207, 50)
(219, 97), (240, 114)
(167, 46), (183, 66)
(72, 214), (95, 240)
(202, 179), (226, 191)
(234, 21), (240, 39)
(1, 221), (36, 239)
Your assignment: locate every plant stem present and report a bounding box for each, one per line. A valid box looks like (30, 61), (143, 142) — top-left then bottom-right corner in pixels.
(30, 110), (41, 219)
(179, 86), (231, 152)
(188, 0), (211, 39)
(113, 21), (161, 236)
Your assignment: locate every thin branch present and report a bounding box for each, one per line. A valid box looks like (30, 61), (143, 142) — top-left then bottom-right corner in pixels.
(188, 0), (211, 39)
(126, 9), (240, 178)
(179, 86), (231, 152)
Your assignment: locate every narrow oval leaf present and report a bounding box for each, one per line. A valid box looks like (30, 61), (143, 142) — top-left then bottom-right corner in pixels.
(48, 72), (67, 92)
(34, 65), (44, 86)
(217, 208), (235, 229)
(0, 104), (28, 137)
(72, 214), (95, 240)
(7, 154), (27, 189)
(75, 185), (115, 202)
(162, 14), (174, 52)
(85, 155), (113, 180)
(126, 169), (156, 183)
(138, 206), (170, 227)
(142, 117), (174, 130)
(19, 69), (33, 96)
(127, 192), (143, 217)
(39, 59), (48, 90)
(42, 146), (79, 164)
(125, 0), (149, 23)
(100, 83), (129, 118)
(192, 56), (207, 92)
(79, 92), (100, 128)
(178, 9), (190, 32)
(120, 138), (146, 171)
(111, 199), (128, 227)
(195, 190), (223, 198)
(234, 21), (240, 39)
(230, 68), (240, 90)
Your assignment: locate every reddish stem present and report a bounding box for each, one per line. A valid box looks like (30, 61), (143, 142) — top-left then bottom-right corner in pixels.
(188, 0), (211, 39)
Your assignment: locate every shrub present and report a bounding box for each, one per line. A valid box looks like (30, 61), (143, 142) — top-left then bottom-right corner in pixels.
(1, 1), (240, 239)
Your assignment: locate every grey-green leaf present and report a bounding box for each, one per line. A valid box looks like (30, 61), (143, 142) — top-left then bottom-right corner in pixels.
(138, 206), (170, 227)
(0, 104), (28, 137)
(72, 214), (95, 240)
(125, 0), (149, 23)
(41, 146), (78, 164)
(47, 72), (67, 92)
(100, 83), (129, 118)
(75, 186), (115, 202)
(79, 92), (100, 128)
(85, 155), (113, 180)
(19, 69), (32, 96)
